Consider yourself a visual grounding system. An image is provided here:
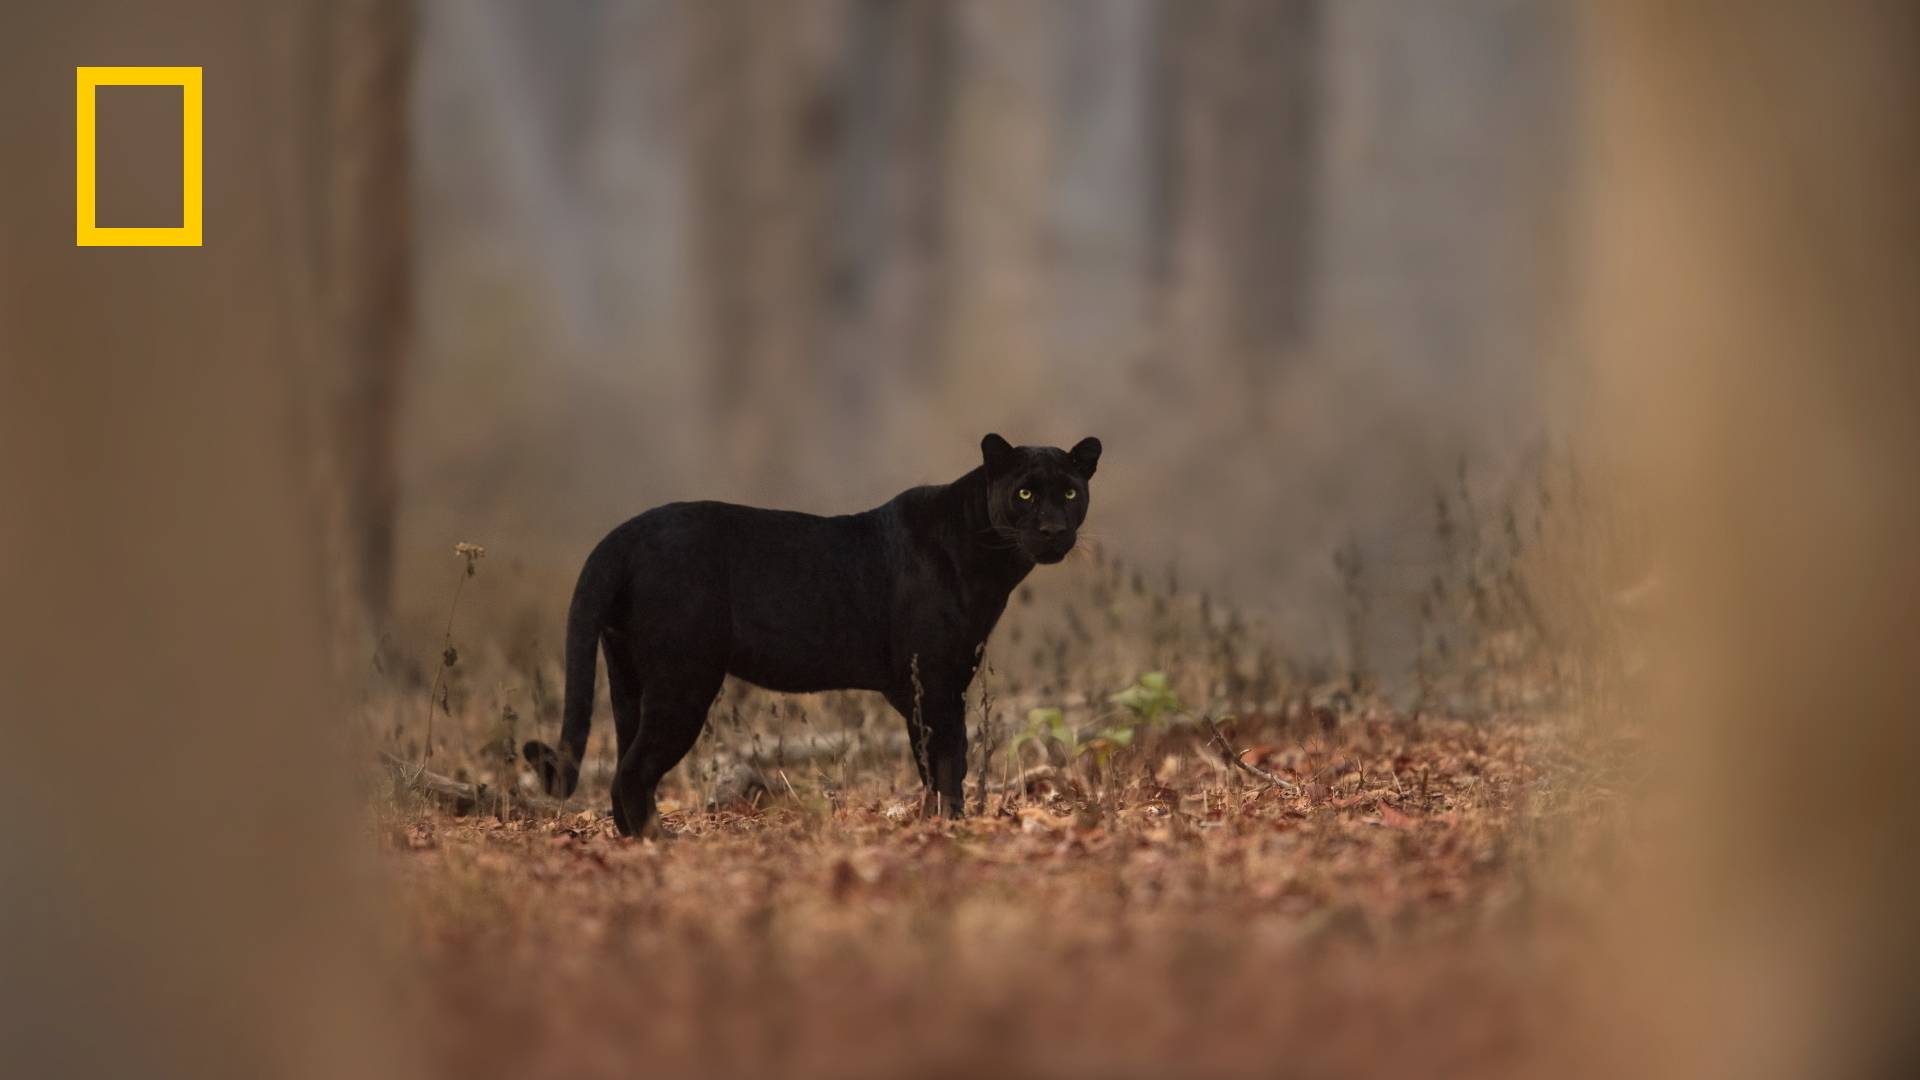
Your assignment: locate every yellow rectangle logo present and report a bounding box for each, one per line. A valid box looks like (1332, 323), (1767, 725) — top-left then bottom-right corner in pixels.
(76, 66), (203, 247)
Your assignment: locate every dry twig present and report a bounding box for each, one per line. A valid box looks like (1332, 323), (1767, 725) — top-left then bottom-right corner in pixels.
(1201, 715), (1302, 795)
(380, 750), (563, 817)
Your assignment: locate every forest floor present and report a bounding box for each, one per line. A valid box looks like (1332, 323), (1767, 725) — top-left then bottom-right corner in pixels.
(379, 704), (1639, 1079)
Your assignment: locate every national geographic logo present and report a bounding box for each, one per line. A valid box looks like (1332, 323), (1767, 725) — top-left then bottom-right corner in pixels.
(75, 66), (203, 247)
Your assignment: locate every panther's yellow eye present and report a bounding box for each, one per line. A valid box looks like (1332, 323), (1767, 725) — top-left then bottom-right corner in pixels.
(1017, 488), (1032, 501)
(1064, 489), (1077, 500)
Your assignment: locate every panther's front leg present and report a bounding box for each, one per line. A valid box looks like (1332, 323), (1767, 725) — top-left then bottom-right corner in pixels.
(926, 700), (969, 817)
(890, 668), (971, 817)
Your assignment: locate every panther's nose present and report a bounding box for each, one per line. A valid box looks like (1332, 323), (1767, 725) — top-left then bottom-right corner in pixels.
(1037, 520), (1067, 538)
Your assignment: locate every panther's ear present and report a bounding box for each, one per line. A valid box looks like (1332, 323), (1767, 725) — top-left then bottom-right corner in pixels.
(981, 433), (1018, 475)
(1068, 436), (1102, 478)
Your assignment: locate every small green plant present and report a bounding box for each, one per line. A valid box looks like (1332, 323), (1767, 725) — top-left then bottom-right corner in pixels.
(1012, 703), (1140, 777)
(1107, 670), (1182, 729)
(1012, 706), (1074, 763)
(1075, 724), (1134, 773)
(1014, 671), (1182, 778)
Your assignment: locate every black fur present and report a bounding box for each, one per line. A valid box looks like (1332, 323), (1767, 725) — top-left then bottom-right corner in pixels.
(524, 433), (1101, 836)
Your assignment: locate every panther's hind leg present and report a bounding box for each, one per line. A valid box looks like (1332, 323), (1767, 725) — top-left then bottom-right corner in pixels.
(611, 674), (721, 838)
(604, 642), (645, 826)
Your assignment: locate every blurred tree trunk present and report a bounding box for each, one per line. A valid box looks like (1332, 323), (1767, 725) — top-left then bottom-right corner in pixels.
(1155, 0), (1320, 391)
(1585, 3), (1920, 1076)
(685, 0), (962, 495)
(819, 0), (952, 481)
(936, 0), (1057, 432)
(0, 4), (408, 1076)
(313, 0), (413, 639)
(685, 0), (845, 493)
(1049, 0), (1156, 375)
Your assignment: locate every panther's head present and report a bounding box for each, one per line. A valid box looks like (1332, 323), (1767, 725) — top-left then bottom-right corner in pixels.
(980, 433), (1101, 565)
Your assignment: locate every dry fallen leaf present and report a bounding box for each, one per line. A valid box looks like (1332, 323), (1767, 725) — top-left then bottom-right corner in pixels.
(1374, 803), (1419, 830)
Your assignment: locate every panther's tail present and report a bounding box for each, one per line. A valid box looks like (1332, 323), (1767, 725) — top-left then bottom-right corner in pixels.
(522, 539), (622, 797)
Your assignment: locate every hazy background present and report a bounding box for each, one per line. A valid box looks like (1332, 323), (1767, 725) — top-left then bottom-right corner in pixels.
(399, 0), (1573, 677)
(8, 3), (1917, 1077)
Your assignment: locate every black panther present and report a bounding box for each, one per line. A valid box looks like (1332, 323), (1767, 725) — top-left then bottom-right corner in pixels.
(524, 433), (1101, 836)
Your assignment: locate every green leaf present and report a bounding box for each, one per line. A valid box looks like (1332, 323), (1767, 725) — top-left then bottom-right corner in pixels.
(1027, 706), (1064, 730)
(1107, 671), (1183, 727)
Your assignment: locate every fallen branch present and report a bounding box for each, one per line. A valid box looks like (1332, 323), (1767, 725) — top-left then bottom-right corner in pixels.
(379, 750), (565, 817)
(1201, 716), (1302, 795)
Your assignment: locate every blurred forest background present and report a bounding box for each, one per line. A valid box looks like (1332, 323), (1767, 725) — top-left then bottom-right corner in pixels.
(393, 0), (1573, 678)
(8, 2), (1919, 1078)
